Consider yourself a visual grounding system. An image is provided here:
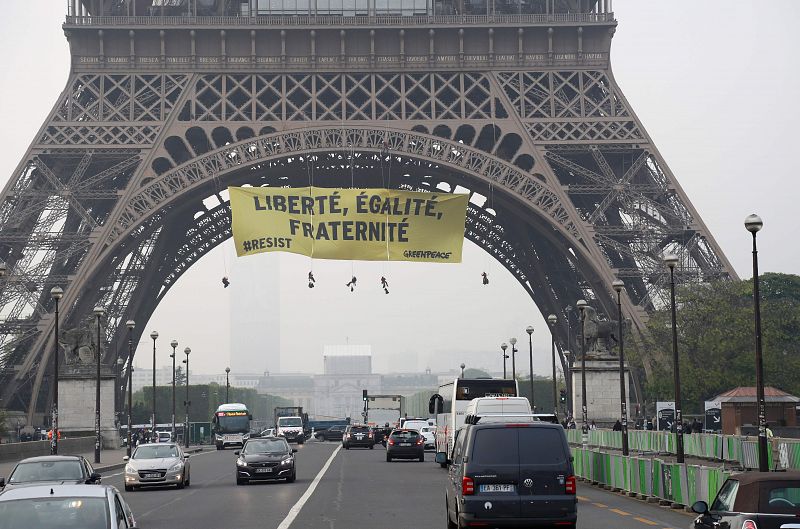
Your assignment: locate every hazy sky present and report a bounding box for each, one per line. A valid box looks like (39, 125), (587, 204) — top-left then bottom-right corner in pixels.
(0, 1), (797, 377)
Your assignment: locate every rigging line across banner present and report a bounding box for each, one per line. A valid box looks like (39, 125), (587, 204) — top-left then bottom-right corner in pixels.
(229, 186), (469, 263)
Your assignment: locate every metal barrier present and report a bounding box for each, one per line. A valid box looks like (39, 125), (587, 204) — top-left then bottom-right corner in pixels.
(0, 437), (96, 463)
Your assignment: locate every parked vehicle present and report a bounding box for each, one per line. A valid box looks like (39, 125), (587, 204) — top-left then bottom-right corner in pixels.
(441, 421), (576, 528)
(316, 425), (346, 441)
(342, 425), (374, 449)
(123, 443), (190, 491)
(0, 484), (136, 529)
(0, 455), (101, 491)
(235, 437), (297, 485)
(386, 429), (424, 462)
(691, 472), (800, 529)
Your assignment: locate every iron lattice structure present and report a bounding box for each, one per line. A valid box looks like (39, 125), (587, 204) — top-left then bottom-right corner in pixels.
(0, 0), (736, 422)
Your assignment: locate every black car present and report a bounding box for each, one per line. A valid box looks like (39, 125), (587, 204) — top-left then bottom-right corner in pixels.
(0, 455), (101, 491)
(691, 472), (800, 529)
(235, 437), (297, 485)
(316, 425), (346, 441)
(385, 429), (424, 462)
(442, 422), (576, 528)
(342, 425), (374, 449)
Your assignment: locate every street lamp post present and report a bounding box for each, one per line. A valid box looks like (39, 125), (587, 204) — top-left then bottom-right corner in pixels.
(459, 363), (465, 378)
(125, 320), (135, 457)
(501, 343), (508, 379)
(664, 253), (685, 464)
(509, 337), (518, 380)
(93, 306), (105, 464)
(547, 315), (558, 416)
(612, 279), (629, 457)
(170, 340), (178, 441)
(565, 305), (574, 419)
(183, 347), (191, 448)
(577, 299), (588, 445)
(225, 367), (231, 402)
(50, 286), (63, 455)
(745, 214), (769, 472)
(525, 326), (535, 410)
(149, 331), (158, 436)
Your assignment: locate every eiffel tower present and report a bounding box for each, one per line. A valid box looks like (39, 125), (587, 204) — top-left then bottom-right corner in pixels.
(0, 0), (735, 422)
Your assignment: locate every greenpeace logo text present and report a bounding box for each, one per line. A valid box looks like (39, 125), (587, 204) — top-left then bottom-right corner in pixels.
(403, 250), (453, 260)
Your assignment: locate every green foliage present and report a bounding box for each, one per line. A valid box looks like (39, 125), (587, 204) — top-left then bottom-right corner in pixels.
(634, 273), (800, 414)
(0, 408), (8, 438)
(462, 368), (491, 379)
(516, 378), (563, 415)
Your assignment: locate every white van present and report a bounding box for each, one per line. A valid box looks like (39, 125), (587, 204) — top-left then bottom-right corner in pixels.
(463, 396), (532, 423)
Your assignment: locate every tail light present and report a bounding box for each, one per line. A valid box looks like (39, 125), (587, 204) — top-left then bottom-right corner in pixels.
(565, 475), (576, 494)
(368, 432), (373, 438)
(462, 476), (475, 495)
(388, 439), (395, 446)
(416, 437), (424, 445)
(742, 521), (758, 529)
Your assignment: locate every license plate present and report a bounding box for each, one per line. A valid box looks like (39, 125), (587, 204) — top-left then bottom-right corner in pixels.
(224, 435), (239, 442)
(400, 442), (412, 446)
(142, 473), (160, 479)
(356, 435), (363, 439)
(255, 468), (273, 473)
(479, 484), (515, 493)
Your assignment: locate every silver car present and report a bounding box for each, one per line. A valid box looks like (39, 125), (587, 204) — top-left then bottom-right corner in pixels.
(123, 443), (190, 491)
(0, 483), (137, 529)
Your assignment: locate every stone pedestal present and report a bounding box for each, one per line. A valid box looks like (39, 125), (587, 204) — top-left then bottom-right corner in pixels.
(571, 357), (632, 426)
(59, 370), (119, 449)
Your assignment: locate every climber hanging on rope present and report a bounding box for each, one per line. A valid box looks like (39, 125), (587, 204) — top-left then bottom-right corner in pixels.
(346, 276), (357, 292)
(222, 276), (230, 288)
(380, 276), (389, 294)
(308, 271), (316, 289)
(481, 272), (489, 285)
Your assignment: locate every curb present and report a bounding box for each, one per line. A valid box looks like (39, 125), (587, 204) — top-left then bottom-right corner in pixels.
(95, 446), (207, 473)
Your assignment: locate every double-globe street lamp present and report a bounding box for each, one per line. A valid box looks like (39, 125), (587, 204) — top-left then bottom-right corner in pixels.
(745, 213), (769, 472)
(500, 343), (509, 379)
(547, 314), (558, 416)
(125, 320), (135, 457)
(183, 347), (191, 448)
(576, 299), (589, 445)
(93, 306), (105, 464)
(525, 326), (535, 410)
(509, 337), (518, 380)
(664, 253), (685, 464)
(170, 340), (178, 441)
(50, 285), (63, 455)
(150, 331), (159, 437)
(612, 279), (630, 457)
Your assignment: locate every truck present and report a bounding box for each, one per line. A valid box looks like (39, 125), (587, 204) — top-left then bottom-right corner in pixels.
(365, 395), (404, 427)
(274, 406), (308, 444)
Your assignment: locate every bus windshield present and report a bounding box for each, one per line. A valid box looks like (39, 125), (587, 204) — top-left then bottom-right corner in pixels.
(216, 411), (250, 433)
(455, 379), (517, 400)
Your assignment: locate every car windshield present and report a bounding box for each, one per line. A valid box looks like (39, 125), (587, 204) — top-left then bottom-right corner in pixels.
(133, 445), (179, 459)
(244, 439), (289, 454)
(9, 461), (83, 483)
(278, 417), (302, 427)
(0, 497), (109, 529)
(391, 431), (418, 440)
(350, 427), (369, 433)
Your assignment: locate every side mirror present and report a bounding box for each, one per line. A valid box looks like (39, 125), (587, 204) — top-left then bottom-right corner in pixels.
(691, 501), (708, 515)
(184, 454), (190, 459)
(292, 448), (298, 453)
(123, 456), (129, 462)
(234, 451), (240, 456)
(570, 455), (574, 462)
(435, 452), (448, 465)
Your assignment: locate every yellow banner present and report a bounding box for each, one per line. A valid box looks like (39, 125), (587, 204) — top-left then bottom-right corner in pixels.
(229, 186), (468, 263)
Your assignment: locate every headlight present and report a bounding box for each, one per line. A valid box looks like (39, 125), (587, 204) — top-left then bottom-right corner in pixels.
(169, 462), (183, 473)
(243, 433), (250, 440)
(125, 464), (135, 474)
(281, 456), (294, 465)
(215, 434), (223, 440)
(236, 458), (247, 467)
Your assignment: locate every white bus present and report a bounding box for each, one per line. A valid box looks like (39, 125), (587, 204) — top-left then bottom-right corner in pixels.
(430, 377), (518, 465)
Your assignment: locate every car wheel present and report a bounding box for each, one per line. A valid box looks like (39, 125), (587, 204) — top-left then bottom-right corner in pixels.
(177, 479), (185, 490)
(419, 453), (425, 462)
(386, 454), (392, 462)
(236, 477), (247, 485)
(124, 485), (133, 492)
(369, 444), (374, 449)
(185, 471), (190, 487)
(446, 496), (457, 529)
(286, 471), (296, 483)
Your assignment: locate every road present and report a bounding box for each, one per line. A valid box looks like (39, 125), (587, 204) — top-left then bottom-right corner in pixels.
(79, 441), (693, 529)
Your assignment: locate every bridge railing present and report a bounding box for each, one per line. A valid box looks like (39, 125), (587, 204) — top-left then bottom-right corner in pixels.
(64, 12), (616, 27)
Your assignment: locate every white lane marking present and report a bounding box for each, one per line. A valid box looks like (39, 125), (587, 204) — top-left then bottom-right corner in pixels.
(276, 445), (342, 529)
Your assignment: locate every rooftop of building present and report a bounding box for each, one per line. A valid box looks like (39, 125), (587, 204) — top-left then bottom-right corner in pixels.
(713, 386), (800, 404)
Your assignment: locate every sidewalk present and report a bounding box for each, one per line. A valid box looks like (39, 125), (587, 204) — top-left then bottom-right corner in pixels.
(0, 444), (208, 479)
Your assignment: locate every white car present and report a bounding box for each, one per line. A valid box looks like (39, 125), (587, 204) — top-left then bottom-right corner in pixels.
(124, 443), (190, 491)
(419, 426), (436, 450)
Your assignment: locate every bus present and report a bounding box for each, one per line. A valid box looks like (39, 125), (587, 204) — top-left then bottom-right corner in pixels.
(430, 377), (518, 465)
(212, 403), (252, 450)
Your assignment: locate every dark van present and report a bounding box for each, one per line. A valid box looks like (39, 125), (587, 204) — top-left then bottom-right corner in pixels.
(442, 422), (576, 528)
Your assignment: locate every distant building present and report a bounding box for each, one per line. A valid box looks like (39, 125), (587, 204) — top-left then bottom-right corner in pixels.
(323, 345), (371, 375)
(713, 386), (800, 435)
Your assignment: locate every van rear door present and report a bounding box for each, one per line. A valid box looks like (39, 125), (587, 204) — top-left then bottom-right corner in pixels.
(467, 427), (521, 518)
(518, 427), (576, 520)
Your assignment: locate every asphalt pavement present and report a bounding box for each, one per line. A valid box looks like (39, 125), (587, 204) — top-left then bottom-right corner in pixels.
(10, 440), (695, 529)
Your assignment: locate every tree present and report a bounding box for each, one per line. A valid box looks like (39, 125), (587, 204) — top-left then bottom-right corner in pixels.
(175, 366), (186, 386)
(463, 368), (492, 379)
(632, 273), (800, 414)
(0, 408), (8, 439)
